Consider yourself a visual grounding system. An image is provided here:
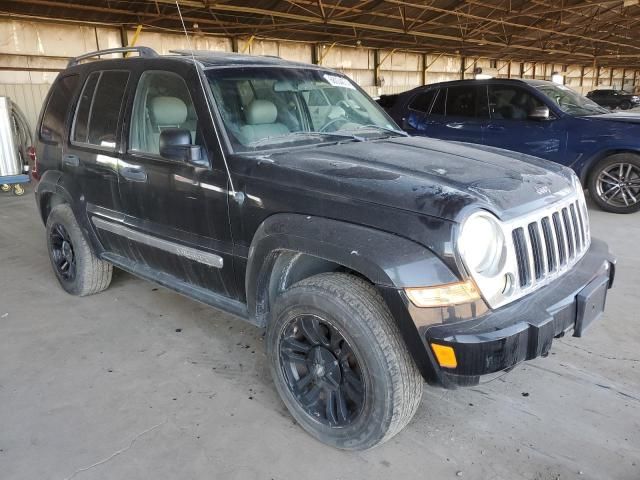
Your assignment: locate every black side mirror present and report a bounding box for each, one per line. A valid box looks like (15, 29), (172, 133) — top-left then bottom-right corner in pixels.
(159, 128), (206, 166)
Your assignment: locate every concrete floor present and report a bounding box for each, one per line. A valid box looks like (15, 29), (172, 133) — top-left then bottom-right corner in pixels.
(1, 187), (638, 480)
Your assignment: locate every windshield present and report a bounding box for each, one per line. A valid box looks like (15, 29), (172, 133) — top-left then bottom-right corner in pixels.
(205, 67), (402, 152)
(536, 84), (608, 116)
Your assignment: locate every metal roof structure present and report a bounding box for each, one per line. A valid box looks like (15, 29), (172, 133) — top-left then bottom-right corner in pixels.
(2, 0), (640, 67)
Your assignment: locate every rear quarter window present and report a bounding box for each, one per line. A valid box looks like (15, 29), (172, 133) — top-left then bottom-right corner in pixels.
(39, 75), (80, 143)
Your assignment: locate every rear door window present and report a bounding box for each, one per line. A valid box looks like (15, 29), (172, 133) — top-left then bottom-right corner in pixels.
(408, 90), (436, 113)
(72, 72), (100, 144)
(72, 70), (130, 150)
(430, 89), (446, 115)
(39, 75), (80, 143)
(446, 85), (489, 118)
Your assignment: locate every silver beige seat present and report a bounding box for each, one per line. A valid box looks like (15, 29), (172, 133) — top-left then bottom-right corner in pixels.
(238, 99), (290, 145)
(147, 96), (195, 154)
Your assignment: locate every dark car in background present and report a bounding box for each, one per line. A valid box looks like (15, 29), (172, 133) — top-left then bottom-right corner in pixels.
(379, 79), (640, 213)
(586, 89), (640, 110)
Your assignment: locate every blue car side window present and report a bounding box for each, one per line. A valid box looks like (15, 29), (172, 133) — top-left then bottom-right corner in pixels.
(488, 85), (544, 120)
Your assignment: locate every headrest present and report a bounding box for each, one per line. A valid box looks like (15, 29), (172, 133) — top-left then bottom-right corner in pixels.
(246, 99), (278, 125)
(150, 96), (188, 125)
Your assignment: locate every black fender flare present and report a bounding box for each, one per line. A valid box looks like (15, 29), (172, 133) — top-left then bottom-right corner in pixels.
(35, 170), (102, 252)
(247, 213), (457, 312)
(35, 170), (74, 224)
(246, 214), (458, 315)
(245, 213), (458, 383)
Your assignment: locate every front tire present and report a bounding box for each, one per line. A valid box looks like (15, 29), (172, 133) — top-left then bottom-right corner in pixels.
(588, 154), (640, 213)
(267, 273), (423, 450)
(46, 204), (113, 295)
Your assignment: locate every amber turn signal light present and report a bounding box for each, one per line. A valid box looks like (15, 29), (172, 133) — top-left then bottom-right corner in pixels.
(431, 343), (457, 368)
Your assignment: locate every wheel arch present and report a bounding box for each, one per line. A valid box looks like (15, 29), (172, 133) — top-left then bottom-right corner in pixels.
(245, 213), (458, 382)
(36, 170), (72, 224)
(578, 148), (640, 185)
(246, 213), (458, 325)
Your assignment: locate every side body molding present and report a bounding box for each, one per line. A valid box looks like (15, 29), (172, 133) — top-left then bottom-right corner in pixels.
(245, 213), (459, 323)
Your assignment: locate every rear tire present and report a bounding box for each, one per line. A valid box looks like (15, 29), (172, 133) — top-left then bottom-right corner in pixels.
(46, 204), (112, 295)
(267, 272), (423, 450)
(588, 154), (640, 214)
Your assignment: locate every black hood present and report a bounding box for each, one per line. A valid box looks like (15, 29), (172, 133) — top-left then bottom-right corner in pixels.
(243, 136), (574, 222)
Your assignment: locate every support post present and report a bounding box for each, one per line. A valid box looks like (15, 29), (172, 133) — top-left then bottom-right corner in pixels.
(610, 67), (614, 87)
(422, 53), (427, 85)
(374, 49), (381, 96)
(119, 26), (128, 52)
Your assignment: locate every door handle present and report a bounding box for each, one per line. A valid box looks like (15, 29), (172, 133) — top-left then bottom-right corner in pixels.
(63, 154), (79, 167)
(445, 122), (464, 129)
(487, 125), (505, 131)
(121, 166), (147, 182)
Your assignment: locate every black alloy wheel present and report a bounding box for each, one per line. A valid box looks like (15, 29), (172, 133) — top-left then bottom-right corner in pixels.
(278, 314), (365, 427)
(268, 273), (423, 450)
(49, 223), (77, 281)
(45, 204), (113, 295)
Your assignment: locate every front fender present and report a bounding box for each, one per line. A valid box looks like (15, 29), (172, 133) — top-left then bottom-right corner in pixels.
(247, 213), (457, 298)
(246, 213), (458, 383)
(246, 213), (457, 318)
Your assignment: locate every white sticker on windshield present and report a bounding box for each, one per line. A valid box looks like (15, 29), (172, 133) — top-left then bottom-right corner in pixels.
(323, 74), (355, 90)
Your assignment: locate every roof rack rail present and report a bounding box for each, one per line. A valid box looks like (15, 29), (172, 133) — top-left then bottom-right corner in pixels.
(67, 47), (158, 67)
(168, 49), (230, 56)
(169, 50), (281, 60)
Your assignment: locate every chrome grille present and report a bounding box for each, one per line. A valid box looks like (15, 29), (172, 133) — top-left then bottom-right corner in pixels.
(510, 197), (590, 291)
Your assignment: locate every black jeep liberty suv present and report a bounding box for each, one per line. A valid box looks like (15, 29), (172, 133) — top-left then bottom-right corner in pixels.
(33, 47), (615, 450)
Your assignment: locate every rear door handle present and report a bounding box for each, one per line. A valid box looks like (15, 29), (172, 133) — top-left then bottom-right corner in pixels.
(63, 154), (79, 167)
(487, 125), (505, 131)
(445, 122), (464, 129)
(121, 166), (147, 182)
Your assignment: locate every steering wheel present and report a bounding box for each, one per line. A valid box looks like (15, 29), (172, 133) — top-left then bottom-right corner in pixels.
(337, 100), (352, 111)
(319, 116), (349, 132)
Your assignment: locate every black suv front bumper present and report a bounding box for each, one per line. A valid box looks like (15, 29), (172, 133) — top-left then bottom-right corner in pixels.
(385, 238), (615, 388)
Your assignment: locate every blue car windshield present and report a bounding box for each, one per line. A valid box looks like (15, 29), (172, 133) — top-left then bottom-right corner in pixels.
(536, 84), (608, 116)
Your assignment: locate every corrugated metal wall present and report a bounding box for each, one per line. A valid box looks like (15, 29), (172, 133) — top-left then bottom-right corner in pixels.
(0, 83), (50, 133)
(1, 17), (640, 136)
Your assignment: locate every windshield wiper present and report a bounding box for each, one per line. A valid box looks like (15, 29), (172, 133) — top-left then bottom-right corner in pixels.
(247, 131), (365, 148)
(352, 124), (409, 136)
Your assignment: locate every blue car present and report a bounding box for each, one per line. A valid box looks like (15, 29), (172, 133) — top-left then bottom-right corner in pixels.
(380, 79), (640, 213)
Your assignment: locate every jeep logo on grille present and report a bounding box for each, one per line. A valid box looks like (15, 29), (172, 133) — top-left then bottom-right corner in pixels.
(535, 185), (551, 195)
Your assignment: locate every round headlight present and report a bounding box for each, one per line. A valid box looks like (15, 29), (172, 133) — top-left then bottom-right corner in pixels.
(458, 212), (506, 277)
